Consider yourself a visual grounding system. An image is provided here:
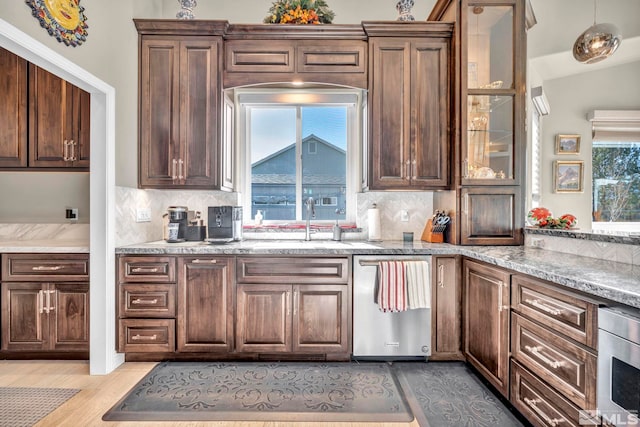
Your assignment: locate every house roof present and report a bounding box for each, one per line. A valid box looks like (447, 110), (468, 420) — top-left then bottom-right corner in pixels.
(251, 133), (346, 169)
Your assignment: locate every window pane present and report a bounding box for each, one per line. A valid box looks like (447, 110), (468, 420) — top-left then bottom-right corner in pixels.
(250, 107), (297, 221)
(592, 141), (640, 223)
(302, 107), (347, 221)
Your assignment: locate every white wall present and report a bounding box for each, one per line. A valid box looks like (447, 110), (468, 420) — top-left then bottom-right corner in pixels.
(536, 61), (640, 228)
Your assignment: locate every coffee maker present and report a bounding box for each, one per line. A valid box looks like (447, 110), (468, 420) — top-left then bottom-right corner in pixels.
(165, 206), (189, 242)
(207, 206), (242, 242)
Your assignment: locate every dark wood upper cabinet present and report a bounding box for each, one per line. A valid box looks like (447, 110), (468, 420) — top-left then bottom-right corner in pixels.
(365, 23), (453, 190)
(0, 47), (27, 168)
(223, 24), (368, 89)
(461, 186), (523, 245)
(138, 34), (221, 188)
(0, 49), (88, 170)
(28, 64), (90, 169)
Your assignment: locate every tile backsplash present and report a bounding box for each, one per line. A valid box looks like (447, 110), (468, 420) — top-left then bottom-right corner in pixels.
(525, 234), (640, 266)
(115, 187), (436, 245)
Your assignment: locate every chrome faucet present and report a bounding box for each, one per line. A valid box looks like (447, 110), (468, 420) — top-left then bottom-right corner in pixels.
(305, 197), (316, 241)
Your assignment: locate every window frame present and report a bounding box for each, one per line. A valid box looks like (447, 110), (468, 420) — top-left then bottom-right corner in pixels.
(235, 88), (365, 225)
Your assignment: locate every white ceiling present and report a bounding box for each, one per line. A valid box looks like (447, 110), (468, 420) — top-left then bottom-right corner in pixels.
(528, 0), (640, 80)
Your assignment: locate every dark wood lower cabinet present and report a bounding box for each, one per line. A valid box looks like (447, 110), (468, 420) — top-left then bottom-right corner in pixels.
(431, 256), (463, 360)
(1, 282), (89, 352)
(177, 257), (235, 352)
(463, 258), (511, 398)
(236, 283), (349, 355)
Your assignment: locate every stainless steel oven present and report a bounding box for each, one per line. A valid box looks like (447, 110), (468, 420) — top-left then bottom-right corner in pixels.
(598, 306), (640, 426)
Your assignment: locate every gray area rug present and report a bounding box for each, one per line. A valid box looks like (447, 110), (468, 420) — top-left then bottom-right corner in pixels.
(394, 362), (525, 427)
(103, 361), (413, 422)
(0, 387), (80, 427)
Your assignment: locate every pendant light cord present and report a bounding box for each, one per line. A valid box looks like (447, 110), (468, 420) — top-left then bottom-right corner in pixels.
(593, 0), (597, 25)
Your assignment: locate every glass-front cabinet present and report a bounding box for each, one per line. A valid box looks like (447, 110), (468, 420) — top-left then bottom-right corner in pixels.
(463, 2), (523, 186)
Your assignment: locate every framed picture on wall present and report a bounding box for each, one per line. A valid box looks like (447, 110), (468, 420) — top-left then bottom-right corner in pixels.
(554, 160), (584, 192)
(555, 134), (581, 154)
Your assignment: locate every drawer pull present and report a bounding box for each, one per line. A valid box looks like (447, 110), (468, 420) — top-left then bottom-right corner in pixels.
(131, 267), (159, 273)
(525, 298), (562, 316)
(438, 264), (445, 288)
(32, 265), (63, 271)
(524, 345), (566, 369)
(523, 397), (566, 426)
(192, 259), (217, 264)
(131, 298), (158, 305)
(131, 334), (157, 341)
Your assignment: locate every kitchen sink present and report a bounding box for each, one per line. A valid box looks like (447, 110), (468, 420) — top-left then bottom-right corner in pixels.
(248, 240), (380, 250)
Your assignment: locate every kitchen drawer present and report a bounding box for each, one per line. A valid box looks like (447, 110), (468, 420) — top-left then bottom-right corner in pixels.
(512, 274), (598, 349)
(511, 360), (598, 427)
(118, 319), (175, 353)
(1, 253), (89, 281)
(237, 257), (349, 284)
(225, 40), (294, 73)
(118, 256), (176, 283)
(119, 283), (176, 318)
(511, 312), (597, 409)
(296, 41), (366, 73)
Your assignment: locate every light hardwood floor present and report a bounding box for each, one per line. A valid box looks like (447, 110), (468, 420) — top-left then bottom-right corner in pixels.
(0, 361), (419, 427)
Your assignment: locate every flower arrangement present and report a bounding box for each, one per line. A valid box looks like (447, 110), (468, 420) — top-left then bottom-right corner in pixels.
(264, 0), (335, 24)
(527, 207), (577, 229)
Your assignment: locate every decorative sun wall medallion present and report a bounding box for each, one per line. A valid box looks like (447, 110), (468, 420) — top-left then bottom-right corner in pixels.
(25, 0), (89, 47)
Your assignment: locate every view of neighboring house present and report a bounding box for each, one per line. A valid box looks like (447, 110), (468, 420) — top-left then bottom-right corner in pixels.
(251, 134), (346, 221)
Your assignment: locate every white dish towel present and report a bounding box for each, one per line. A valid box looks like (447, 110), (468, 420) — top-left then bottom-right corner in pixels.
(405, 261), (431, 309)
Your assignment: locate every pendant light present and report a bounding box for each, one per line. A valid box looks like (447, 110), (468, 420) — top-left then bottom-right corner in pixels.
(573, 0), (622, 64)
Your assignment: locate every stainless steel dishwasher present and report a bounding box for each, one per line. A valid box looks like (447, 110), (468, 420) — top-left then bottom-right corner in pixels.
(353, 255), (431, 359)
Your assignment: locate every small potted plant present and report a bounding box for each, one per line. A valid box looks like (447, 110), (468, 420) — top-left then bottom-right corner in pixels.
(264, 0), (335, 24)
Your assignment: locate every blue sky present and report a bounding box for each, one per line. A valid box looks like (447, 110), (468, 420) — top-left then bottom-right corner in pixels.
(251, 106), (347, 163)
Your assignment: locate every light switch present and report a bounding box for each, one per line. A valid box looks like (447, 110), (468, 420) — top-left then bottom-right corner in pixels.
(400, 210), (409, 222)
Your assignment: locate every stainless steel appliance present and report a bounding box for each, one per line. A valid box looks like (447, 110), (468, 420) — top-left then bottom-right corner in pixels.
(165, 206), (189, 242)
(598, 306), (640, 426)
(353, 255), (431, 359)
(207, 206), (242, 242)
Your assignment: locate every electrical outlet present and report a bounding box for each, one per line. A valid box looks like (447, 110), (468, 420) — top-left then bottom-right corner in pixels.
(400, 210), (409, 222)
(136, 208), (152, 223)
(65, 208), (78, 221)
(530, 238), (545, 248)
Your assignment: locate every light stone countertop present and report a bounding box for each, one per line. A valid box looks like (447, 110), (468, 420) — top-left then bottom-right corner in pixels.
(116, 239), (640, 310)
(0, 240), (90, 253)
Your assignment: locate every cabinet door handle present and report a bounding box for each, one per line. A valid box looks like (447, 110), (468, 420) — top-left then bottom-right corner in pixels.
(523, 397), (566, 427)
(191, 259), (216, 264)
(293, 291), (298, 316)
(405, 160), (410, 180)
(286, 291), (291, 316)
(32, 265), (63, 271)
(438, 264), (445, 288)
(38, 290), (44, 314)
(524, 345), (566, 369)
(131, 267), (159, 273)
(171, 159), (178, 180)
(62, 140), (69, 161)
(131, 298), (158, 305)
(69, 140), (76, 161)
(178, 159), (184, 180)
(462, 158), (469, 178)
(524, 298), (562, 316)
(411, 159), (417, 180)
(131, 334), (157, 341)
(462, 194), (469, 215)
(46, 289), (55, 312)
(497, 281), (509, 312)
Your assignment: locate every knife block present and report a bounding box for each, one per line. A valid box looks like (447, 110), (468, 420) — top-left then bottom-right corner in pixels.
(421, 219), (444, 243)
